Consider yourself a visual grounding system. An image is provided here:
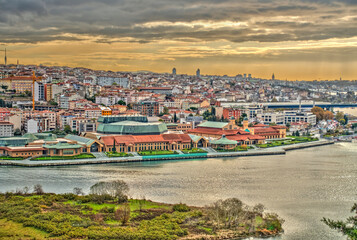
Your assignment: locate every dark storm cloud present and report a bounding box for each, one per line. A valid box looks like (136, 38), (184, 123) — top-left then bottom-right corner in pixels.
(0, 0), (356, 44)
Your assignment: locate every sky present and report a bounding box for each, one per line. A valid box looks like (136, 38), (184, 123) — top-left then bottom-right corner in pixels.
(1, 0), (357, 80)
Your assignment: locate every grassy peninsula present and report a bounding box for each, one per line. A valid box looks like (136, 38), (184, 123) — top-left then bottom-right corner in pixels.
(0, 182), (284, 240)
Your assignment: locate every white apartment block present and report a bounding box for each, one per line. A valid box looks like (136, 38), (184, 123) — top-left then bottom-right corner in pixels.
(257, 112), (285, 125)
(284, 111), (317, 125)
(0, 122), (14, 137)
(257, 111), (317, 125)
(97, 76), (129, 88)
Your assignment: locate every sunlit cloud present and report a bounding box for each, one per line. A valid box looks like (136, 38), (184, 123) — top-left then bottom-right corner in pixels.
(0, 0), (357, 80)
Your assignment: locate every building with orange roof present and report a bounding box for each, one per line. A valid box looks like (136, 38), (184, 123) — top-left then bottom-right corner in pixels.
(99, 133), (192, 152)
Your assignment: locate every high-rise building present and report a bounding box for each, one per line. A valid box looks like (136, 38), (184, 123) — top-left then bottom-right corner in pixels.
(196, 68), (200, 77)
(172, 67), (176, 75)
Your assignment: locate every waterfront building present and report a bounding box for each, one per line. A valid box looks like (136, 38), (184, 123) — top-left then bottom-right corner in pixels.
(210, 135), (238, 150)
(97, 121), (167, 135)
(99, 133), (193, 152)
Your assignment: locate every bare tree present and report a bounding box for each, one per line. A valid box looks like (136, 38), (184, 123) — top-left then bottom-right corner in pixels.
(115, 203), (131, 225)
(33, 184), (44, 195)
(208, 198), (244, 229)
(73, 187), (84, 196)
(138, 195), (146, 212)
(90, 180), (129, 203)
(22, 186), (30, 195)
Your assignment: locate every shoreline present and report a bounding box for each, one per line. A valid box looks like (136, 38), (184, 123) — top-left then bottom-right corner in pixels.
(0, 140), (334, 167)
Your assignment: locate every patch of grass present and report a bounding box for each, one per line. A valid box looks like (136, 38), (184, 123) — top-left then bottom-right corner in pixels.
(138, 150), (178, 156)
(216, 146), (249, 152)
(65, 199), (169, 214)
(0, 218), (49, 239)
(181, 148), (207, 154)
(31, 153), (96, 161)
(197, 226), (213, 234)
(0, 156), (24, 160)
(105, 152), (133, 157)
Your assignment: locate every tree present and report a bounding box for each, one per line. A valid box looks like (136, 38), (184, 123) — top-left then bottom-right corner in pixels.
(49, 100), (58, 106)
(115, 203), (131, 225)
(14, 128), (21, 136)
(208, 198), (244, 229)
(90, 180), (129, 203)
(73, 187), (84, 195)
(33, 184), (44, 195)
(311, 106), (325, 121)
(24, 90), (32, 97)
(335, 112), (344, 122)
(173, 112), (177, 123)
(344, 115), (349, 125)
(324, 110), (334, 120)
(117, 100), (126, 106)
(64, 125), (72, 134)
(163, 106), (169, 115)
(322, 203), (357, 239)
(113, 139), (116, 153)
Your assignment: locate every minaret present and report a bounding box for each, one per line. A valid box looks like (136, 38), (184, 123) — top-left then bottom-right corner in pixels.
(4, 48), (7, 66)
(272, 73), (275, 80)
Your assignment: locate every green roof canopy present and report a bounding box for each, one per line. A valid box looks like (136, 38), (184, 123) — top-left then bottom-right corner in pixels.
(211, 136), (237, 145)
(43, 142), (83, 149)
(197, 121), (228, 129)
(64, 134), (95, 146)
(97, 121), (167, 135)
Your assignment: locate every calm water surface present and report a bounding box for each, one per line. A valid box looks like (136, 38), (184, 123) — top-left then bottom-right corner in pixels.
(0, 143), (356, 240)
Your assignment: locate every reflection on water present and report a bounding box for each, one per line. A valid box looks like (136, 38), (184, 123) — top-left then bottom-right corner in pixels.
(0, 143), (356, 240)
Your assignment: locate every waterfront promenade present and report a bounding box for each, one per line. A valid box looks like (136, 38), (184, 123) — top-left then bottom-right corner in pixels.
(0, 140), (334, 167)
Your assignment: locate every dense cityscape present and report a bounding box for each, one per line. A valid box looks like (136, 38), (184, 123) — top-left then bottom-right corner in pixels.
(1, 0), (357, 239)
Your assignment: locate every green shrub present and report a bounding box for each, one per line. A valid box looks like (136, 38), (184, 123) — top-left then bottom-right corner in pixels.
(173, 203), (190, 212)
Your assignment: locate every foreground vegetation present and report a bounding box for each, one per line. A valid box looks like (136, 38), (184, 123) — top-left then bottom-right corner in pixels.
(31, 153), (96, 161)
(0, 182), (284, 240)
(322, 203), (357, 240)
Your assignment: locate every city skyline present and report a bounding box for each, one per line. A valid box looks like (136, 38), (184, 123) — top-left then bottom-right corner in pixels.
(1, 0), (357, 80)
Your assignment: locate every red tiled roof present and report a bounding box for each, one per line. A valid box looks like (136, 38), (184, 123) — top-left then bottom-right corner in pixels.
(187, 128), (238, 136)
(101, 134), (191, 146)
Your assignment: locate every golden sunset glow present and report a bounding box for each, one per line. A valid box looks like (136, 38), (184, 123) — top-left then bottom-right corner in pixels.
(1, 0), (357, 80)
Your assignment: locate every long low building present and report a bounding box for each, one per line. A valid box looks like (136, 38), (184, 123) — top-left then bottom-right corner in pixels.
(99, 134), (193, 152)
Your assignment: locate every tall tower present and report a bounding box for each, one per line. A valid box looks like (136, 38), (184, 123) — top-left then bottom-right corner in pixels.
(172, 67), (176, 75)
(272, 73), (275, 80)
(4, 48), (7, 66)
(196, 68), (200, 77)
